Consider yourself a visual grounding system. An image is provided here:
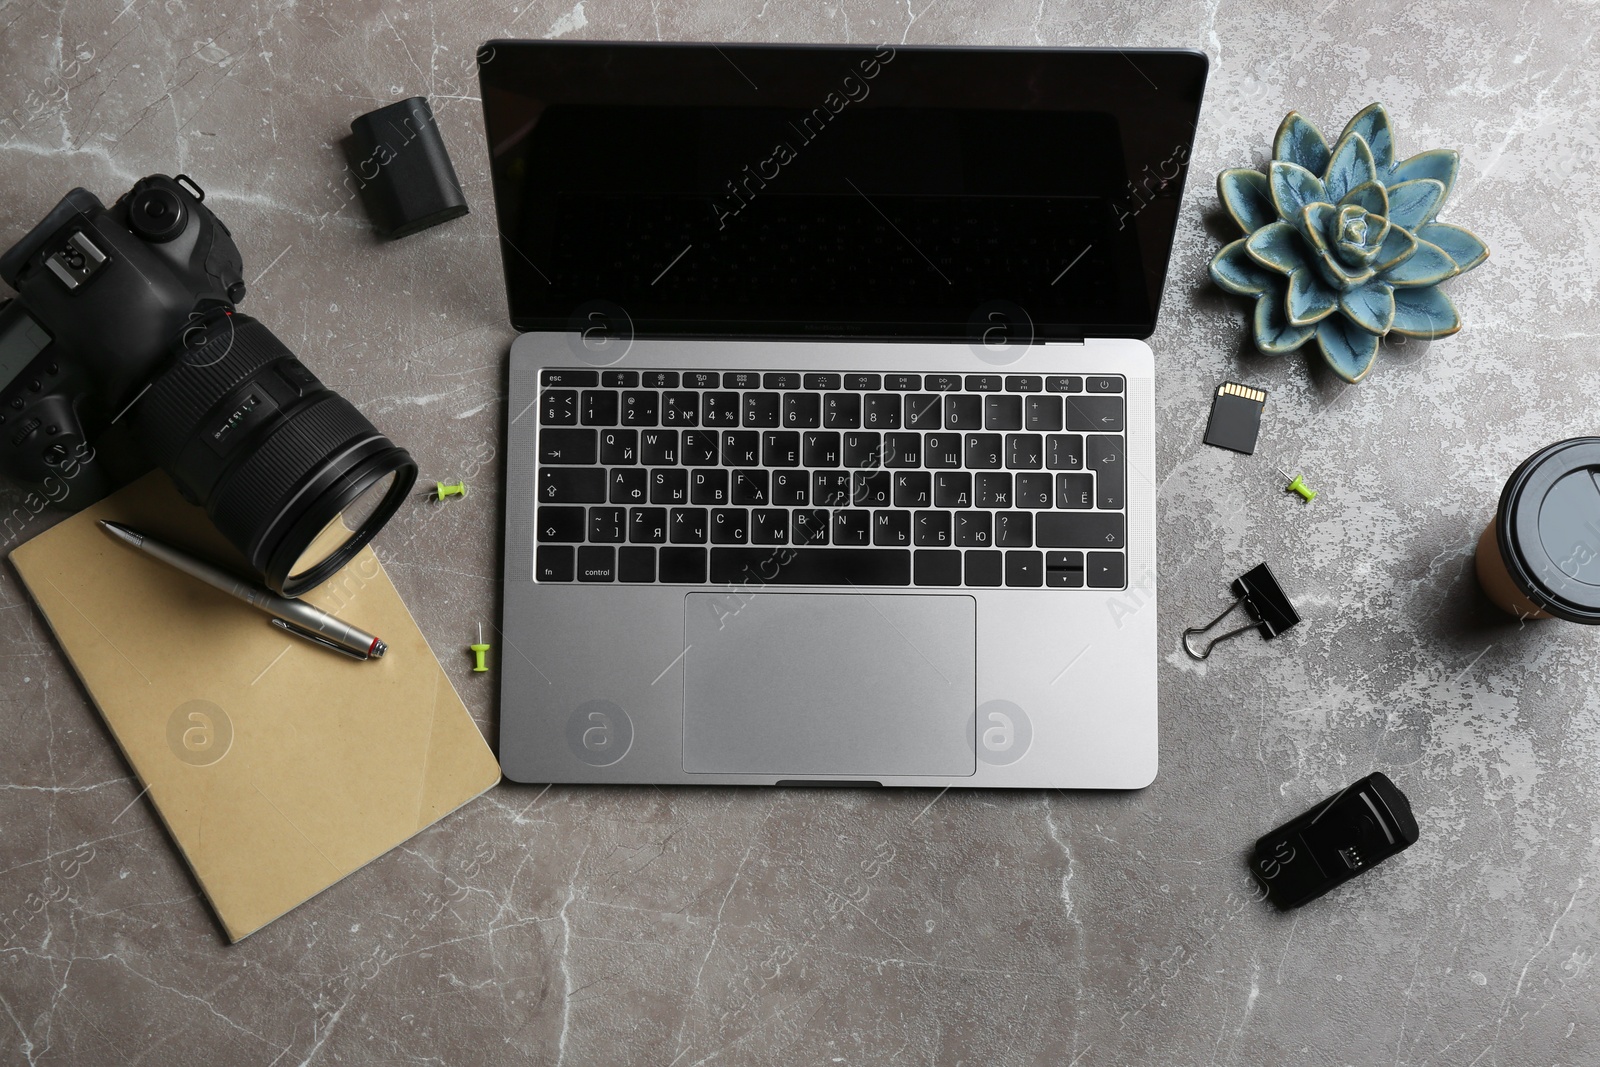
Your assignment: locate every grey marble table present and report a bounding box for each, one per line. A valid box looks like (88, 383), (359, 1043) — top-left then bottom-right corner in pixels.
(3, 1), (1598, 1064)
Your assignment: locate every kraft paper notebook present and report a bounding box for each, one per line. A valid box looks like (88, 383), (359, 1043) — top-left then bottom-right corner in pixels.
(8, 472), (502, 941)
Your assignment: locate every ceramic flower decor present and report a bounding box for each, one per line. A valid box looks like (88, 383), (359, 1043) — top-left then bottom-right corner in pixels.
(1210, 104), (1488, 382)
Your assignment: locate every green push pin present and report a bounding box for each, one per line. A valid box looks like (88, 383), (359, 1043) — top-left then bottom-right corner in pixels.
(1277, 467), (1317, 503)
(470, 623), (491, 672)
(434, 480), (467, 501)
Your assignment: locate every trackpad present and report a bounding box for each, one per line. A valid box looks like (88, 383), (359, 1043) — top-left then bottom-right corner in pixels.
(683, 592), (976, 776)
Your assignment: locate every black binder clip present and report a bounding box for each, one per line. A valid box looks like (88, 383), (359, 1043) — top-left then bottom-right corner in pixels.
(1182, 562), (1300, 660)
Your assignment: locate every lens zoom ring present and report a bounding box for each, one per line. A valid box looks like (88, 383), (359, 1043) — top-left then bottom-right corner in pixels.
(207, 393), (380, 554)
(134, 315), (294, 464)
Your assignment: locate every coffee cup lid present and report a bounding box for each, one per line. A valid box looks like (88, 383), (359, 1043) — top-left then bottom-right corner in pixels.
(1497, 437), (1600, 623)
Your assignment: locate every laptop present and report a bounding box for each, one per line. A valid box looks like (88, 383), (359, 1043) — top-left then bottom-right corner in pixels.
(478, 42), (1207, 788)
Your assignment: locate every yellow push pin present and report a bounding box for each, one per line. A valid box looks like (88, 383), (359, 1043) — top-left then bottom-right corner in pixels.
(434, 480), (467, 501)
(470, 623), (491, 672)
(1277, 467), (1317, 503)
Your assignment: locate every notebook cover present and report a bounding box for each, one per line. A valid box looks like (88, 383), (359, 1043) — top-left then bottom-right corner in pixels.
(8, 472), (502, 941)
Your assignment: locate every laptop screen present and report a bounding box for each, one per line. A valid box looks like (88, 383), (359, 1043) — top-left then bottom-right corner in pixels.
(478, 42), (1207, 342)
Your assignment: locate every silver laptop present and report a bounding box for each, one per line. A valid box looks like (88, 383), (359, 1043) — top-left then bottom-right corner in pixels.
(478, 42), (1207, 787)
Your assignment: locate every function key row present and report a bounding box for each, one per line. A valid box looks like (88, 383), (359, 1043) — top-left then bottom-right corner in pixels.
(540, 389), (1123, 432)
(541, 369), (1124, 394)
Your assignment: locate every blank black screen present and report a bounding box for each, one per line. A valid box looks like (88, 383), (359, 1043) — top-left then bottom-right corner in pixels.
(478, 42), (1207, 341)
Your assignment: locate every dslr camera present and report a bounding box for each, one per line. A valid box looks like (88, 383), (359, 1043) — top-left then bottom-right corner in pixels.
(0, 174), (416, 596)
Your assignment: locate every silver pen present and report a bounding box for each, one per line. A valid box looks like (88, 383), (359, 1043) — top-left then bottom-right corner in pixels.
(99, 520), (387, 661)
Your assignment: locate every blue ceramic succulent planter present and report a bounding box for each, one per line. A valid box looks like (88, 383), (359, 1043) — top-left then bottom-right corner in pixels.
(1210, 104), (1488, 382)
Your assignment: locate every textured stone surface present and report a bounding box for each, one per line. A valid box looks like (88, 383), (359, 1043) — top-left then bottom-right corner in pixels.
(3, 1), (1599, 1064)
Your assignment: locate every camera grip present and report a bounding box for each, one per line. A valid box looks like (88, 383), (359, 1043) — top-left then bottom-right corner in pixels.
(0, 396), (112, 508)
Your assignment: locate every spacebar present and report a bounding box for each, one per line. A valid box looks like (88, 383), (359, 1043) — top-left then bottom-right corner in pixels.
(710, 548), (911, 586)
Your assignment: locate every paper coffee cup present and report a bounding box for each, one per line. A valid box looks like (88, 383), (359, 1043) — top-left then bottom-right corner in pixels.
(1476, 438), (1600, 623)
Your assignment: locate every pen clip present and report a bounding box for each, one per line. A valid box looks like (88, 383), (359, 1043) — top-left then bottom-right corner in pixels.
(270, 617), (370, 660)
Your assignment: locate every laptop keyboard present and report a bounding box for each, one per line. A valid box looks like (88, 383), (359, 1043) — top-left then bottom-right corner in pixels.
(532, 369), (1127, 589)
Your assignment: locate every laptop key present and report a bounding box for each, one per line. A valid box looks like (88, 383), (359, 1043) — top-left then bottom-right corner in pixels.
(913, 549), (961, 586)
(599, 428), (637, 464)
(541, 389), (577, 425)
(609, 468), (647, 504)
(601, 370), (638, 388)
(537, 506), (586, 542)
(885, 373), (921, 391)
(803, 372), (840, 390)
(750, 509), (789, 544)
(540, 428), (598, 464)
(650, 469), (688, 504)
(724, 371), (759, 390)
(1046, 433), (1084, 470)
(1045, 375), (1083, 393)
(731, 469), (769, 505)
(711, 508), (749, 544)
(710, 548), (910, 586)
(702, 391), (740, 426)
(543, 369), (597, 387)
(883, 432), (920, 468)
(913, 510), (951, 546)
(577, 546), (615, 582)
(984, 394), (1022, 430)
(1014, 473), (1052, 509)
(670, 508), (708, 543)
(772, 471), (809, 506)
(588, 507), (626, 543)
(643, 371), (679, 388)
(1004, 375), (1043, 392)
(1056, 473), (1093, 509)
(893, 471), (932, 508)
(1046, 550), (1085, 588)
(690, 469), (729, 505)
(813, 472), (850, 509)
(744, 392), (780, 427)
(782, 392), (821, 428)
(793, 509), (830, 544)
(640, 429), (678, 465)
(662, 391), (699, 426)
(683, 371), (719, 389)
(934, 471), (971, 508)
(852, 470), (892, 507)
(682, 430), (719, 466)
(1005, 550), (1044, 587)
(863, 394), (901, 429)
(994, 511), (1033, 547)
(833, 510), (871, 545)
(844, 373), (881, 390)
(1064, 395), (1123, 432)
(658, 547), (707, 583)
(965, 550), (1002, 587)
(1086, 374), (1124, 393)
(964, 434), (1003, 470)
(536, 545), (574, 581)
(1005, 433), (1043, 469)
(540, 468), (605, 503)
(873, 510), (911, 545)
(620, 390), (659, 426)
(924, 433), (962, 469)
(1036, 512), (1124, 549)
(1087, 550), (1125, 588)
(721, 430), (760, 466)
(762, 430), (801, 467)
(1088, 434), (1125, 510)
(823, 393), (861, 428)
(965, 375), (1003, 392)
(803, 430), (841, 467)
(763, 372), (801, 390)
(946, 394), (983, 429)
(581, 390), (618, 426)
(617, 546), (655, 583)
(842, 432), (882, 468)
(925, 373), (961, 392)
(975, 472), (1012, 508)
(904, 394), (942, 429)
(1025, 394), (1063, 431)
(629, 507), (667, 543)
(954, 511), (992, 547)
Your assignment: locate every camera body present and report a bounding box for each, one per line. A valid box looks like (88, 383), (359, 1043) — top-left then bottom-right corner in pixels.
(1, 174), (416, 597)
(0, 174), (244, 498)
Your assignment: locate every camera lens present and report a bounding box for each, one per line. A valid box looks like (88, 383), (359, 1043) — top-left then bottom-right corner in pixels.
(127, 184), (188, 243)
(130, 311), (417, 597)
